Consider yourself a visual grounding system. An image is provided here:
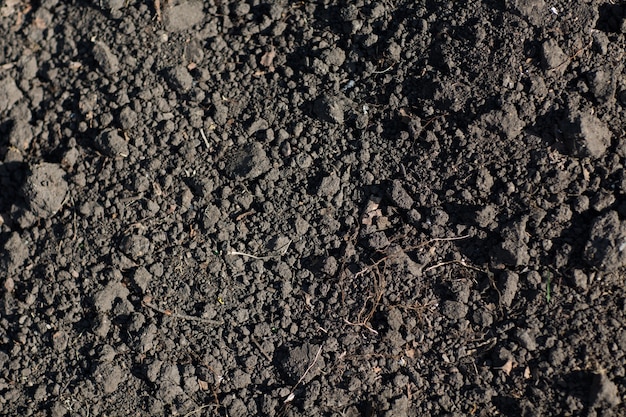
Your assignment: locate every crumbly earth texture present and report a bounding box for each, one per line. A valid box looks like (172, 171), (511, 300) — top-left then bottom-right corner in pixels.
(1, 1), (626, 416)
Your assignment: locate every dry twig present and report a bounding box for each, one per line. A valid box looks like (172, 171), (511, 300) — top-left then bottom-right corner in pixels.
(142, 296), (223, 325)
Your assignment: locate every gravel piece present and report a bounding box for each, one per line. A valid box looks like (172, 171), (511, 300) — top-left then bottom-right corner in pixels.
(21, 163), (68, 219)
(92, 41), (120, 74)
(94, 129), (129, 157)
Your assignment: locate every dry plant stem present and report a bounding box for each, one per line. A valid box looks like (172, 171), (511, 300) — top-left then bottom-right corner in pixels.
(154, 0), (162, 22)
(227, 240), (291, 261)
(285, 344), (324, 403)
(423, 259), (486, 273)
(352, 234), (471, 278)
(199, 128), (210, 149)
(250, 336), (272, 362)
(183, 404), (213, 417)
(142, 296), (223, 325)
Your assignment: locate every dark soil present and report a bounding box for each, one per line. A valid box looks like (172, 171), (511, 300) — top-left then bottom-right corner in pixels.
(1, 0), (626, 416)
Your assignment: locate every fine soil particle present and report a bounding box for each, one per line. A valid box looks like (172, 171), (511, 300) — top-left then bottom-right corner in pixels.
(1, 1), (626, 416)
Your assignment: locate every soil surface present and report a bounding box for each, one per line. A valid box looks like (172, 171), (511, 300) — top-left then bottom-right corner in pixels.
(1, 1), (626, 416)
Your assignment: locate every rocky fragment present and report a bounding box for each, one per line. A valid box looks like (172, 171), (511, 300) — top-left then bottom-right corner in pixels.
(494, 217), (530, 266)
(317, 172), (341, 198)
(224, 142), (271, 180)
(93, 363), (124, 394)
(510, 0), (546, 26)
(587, 68), (618, 103)
(94, 129), (129, 157)
(92, 41), (120, 74)
(584, 211), (626, 271)
(9, 120), (33, 151)
(118, 106), (138, 130)
(93, 279), (130, 313)
(441, 300), (468, 320)
(1, 233), (29, 275)
(589, 372), (621, 409)
(561, 111), (611, 158)
(21, 163), (68, 219)
(484, 104), (524, 139)
(132, 267), (152, 293)
(279, 343), (325, 384)
(314, 94), (345, 124)
(120, 234), (151, 260)
(541, 39), (568, 72)
(0, 76), (23, 112)
(163, 1), (204, 32)
(166, 65), (193, 94)
(157, 363), (184, 403)
(499, 271), (519, 307)
(388, 180), (414, 209)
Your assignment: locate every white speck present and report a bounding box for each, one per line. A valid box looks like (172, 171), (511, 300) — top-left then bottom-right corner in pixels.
(343, 80), (355, 91)
(550, 6), (558, 15)
(619, 241), (626, 252)
(362, 104), (369, 115)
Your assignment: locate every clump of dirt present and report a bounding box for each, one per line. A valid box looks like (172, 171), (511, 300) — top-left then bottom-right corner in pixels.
(1, 1), (626, 416)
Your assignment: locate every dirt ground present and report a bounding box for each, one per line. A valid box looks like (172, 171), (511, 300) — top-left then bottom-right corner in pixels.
(1, 0), (626, 415)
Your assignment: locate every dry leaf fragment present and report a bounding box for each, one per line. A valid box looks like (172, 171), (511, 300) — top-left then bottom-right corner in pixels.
(33, 16), (47, 29)
(197, 379), (209, 391)
(260, 47), (276, 71)
(361, 196), (382, 225)
(500, 358), (515, 376)
(523, 366), (531, 379)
